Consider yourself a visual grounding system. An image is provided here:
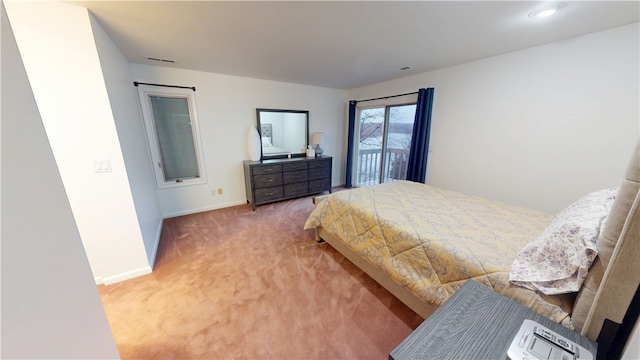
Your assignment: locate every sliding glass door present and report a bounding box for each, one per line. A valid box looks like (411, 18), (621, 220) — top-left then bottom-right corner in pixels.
(355, 104), (416, 186)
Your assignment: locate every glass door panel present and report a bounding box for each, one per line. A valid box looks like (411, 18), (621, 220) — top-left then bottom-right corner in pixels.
(356, 107), (385, 186)
(355, 104), (416, 187)
(382, 104), (416, 183)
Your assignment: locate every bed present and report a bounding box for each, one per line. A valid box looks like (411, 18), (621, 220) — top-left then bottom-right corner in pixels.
(304, 140), (639, 344)
(260, 123), (290, 156)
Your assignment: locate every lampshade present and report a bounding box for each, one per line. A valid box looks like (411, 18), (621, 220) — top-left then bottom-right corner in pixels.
(311, 132), (323, 145)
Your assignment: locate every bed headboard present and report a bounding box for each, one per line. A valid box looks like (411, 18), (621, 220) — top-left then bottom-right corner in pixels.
(572, 140), (640, 344)
(260, 124), (272, 139)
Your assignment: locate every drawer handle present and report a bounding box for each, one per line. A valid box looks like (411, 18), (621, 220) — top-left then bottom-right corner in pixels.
(263, 179), (275, 183)
(265, 192), (276, 196)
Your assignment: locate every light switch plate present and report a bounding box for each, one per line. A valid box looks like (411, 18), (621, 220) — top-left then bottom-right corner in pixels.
(93, 160), (112, 173)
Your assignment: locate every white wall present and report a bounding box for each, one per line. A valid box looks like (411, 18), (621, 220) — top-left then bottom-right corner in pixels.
(1, 4), (120, 357)
(623, 319), (640, 359)
(130, 64), (346, 217)
(5, 1), (152, 284)
(348, 23), (639, 213)
(90, 13), (163, 268)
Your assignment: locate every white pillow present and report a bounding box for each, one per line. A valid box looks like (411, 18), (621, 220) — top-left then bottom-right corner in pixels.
(509, 187), (617, 295)
(261, 136), (272, 147)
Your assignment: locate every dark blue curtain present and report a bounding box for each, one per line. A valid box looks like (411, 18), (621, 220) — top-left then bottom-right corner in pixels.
(406, 88), (435, 183)
(345, 101), (357, 188)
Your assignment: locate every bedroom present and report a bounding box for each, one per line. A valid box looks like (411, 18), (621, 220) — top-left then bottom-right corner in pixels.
(2, 1), (639, 358)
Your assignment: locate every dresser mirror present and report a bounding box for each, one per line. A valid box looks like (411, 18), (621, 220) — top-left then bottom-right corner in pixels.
(256, 108), (309, 160)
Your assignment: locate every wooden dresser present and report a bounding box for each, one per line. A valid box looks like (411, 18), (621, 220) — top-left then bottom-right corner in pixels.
(243, 156), (332, 210)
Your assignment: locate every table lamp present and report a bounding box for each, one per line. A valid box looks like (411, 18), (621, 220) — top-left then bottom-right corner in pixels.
(311, 132), (323, 156)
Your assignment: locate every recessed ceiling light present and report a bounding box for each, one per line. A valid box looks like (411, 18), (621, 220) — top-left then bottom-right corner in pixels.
(533, 8), (557, 17)
(528, 3), (566, 19)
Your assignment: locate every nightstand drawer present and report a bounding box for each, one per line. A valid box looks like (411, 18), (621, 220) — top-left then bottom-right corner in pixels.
(253, 173), (283, 189)
(252, 164), (282, 176)
(283, 170), (308, 184)
(254, 186), (284, 203)
(309, 178), (330, 193)
(308, 166), (330, 180)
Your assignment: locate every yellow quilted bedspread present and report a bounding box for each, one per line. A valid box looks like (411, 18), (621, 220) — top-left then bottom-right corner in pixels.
(304, 181), (575, 326)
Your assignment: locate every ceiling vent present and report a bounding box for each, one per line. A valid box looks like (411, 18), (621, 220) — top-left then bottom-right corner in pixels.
(147, 57), (176, 63)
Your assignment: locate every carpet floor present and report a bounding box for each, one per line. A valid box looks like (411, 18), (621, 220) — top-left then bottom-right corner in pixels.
(98, 194), (423, 359)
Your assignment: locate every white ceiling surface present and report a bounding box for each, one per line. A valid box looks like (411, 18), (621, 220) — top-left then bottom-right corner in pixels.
(72, 1), (639, 90)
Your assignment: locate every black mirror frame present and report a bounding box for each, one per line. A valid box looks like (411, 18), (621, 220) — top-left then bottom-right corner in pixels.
(256, 108), (309, 160)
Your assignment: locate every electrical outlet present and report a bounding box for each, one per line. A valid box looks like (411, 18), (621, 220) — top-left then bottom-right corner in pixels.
(217, 188), (223, 195)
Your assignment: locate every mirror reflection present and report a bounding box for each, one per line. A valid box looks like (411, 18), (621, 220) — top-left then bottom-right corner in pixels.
(256, 109), (309, 159)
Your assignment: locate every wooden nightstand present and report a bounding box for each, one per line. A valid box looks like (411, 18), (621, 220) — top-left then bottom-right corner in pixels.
(390, 281), (597, 359)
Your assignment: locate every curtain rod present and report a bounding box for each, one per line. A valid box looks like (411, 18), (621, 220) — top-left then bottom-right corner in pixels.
(133, 81), (196, 91)
(352, 91), (418, 104)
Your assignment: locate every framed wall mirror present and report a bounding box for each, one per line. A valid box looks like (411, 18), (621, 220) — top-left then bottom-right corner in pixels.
(256, 108), (309, 160)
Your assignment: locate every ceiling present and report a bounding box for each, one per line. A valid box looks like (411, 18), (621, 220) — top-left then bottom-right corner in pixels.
(70, 1), (639, 90)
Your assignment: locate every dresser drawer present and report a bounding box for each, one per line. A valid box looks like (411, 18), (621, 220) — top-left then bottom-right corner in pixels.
(254, 186), (284, 203)
(283, 162), (308, 171)
(253, 173), (283, 189)
(284, 182), (308, 197)
(283, 170), (308, 184)
(309, 178), (331, 193)
(252, 164), (282, 176)
(309, 159), (331, 169)
(308, 166), (330, 180)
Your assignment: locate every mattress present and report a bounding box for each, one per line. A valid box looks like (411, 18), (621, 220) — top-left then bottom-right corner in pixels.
(262, 144), (289, 155)
(304, 180), (575, 326)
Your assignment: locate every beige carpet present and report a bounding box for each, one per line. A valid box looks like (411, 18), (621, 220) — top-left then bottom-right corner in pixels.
(98, 194), (423, 359)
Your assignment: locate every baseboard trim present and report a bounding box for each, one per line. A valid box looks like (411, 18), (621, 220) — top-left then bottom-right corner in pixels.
(162, 200), (247, 219)
(101, 266), (153, 285)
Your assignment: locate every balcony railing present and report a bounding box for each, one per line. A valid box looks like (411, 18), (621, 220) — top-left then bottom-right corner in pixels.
(357, 148), (410, 187)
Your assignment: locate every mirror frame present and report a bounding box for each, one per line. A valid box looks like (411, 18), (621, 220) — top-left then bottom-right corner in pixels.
(256, 108), (309, 160)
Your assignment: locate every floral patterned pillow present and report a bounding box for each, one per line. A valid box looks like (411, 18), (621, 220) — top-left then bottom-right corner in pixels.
(509, 187), (617, 295)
